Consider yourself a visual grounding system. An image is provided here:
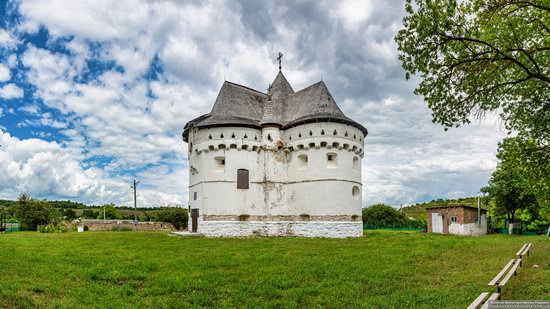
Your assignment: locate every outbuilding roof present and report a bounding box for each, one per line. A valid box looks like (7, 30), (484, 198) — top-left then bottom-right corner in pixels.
(426, 205), (488, 212)
(183, 71), (368, 142)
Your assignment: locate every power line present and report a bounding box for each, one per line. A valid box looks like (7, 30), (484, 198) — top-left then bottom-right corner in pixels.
(112, 188), (132, 204)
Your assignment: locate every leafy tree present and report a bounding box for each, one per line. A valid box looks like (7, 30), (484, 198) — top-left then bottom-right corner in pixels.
(362, 204), (409, 227)
(15, 193), (53, 231)
(82, 209), (98, 219)
(492, 137), (549, 204)
(98, 204), (119, 220)
(157, 207), (188, 230)
(64, 208), (77, 220)
(482, 137), (540, 228)
(395, 0), (549, 140)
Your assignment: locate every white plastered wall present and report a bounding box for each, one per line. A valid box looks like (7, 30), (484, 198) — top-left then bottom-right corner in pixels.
(448, 214), (487, 235)
(186, 122), (365, 237)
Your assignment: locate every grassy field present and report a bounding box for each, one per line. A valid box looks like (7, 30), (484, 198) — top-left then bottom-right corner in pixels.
(0, 231), (548, 308)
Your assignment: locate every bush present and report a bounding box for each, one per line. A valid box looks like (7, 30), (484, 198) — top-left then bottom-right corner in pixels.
(15, 193), (53, 231)
(111, 225), (133, 232)
(64, 208), (77, 220)
(98, 204), (119, 220)
(38, 223), (68, 233)
(82, 209), (98, 219)
(157, 208), (188, 230)
(362, 204), (418, 228)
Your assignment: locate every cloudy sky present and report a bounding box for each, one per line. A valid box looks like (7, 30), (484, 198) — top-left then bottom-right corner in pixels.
(0, 0), (507, 207)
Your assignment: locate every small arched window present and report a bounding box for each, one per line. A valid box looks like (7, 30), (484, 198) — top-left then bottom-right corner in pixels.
(352, 186), (360, 200)
(237, 169), (249, 189)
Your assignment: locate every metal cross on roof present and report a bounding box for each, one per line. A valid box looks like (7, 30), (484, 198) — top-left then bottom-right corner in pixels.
(277, 52), (283, 71)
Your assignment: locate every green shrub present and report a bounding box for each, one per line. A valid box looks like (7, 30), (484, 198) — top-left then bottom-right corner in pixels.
(82, 209), (98, 219)
(111, 225), (133, 232)
(64, 208), (77, 220)
(157, 208), (188, 230)
(15, 193), (53, 231)
(38, 223), (69, 233)
(362, 204), (426, 229)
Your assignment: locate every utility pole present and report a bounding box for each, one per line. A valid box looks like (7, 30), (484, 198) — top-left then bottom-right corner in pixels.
(131, 179), (140, 224)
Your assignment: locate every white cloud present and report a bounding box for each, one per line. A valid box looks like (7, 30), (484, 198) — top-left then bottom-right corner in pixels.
(2, 0), (509, 207)
(0, 29), (19, 49)
(0, 64), (11, 81)
(19, 104), (40, 114)
(6, 54), (18, 68)
(0, 83), (24, 99)
(333, 0), (373, 31)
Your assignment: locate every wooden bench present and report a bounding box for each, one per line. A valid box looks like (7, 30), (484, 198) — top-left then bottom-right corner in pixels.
(515, 243), (532, 261)
(488, 259), (521, 293)
(467, 292), (500, 309)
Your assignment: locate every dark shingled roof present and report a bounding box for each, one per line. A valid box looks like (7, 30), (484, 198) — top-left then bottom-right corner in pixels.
(183, 72), (368, 141)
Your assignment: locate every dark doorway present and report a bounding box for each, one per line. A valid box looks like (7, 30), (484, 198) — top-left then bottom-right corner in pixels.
(191, 208), (199, 232)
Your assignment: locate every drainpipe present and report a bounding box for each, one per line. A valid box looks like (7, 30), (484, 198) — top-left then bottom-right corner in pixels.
(477, 196), (481, 225)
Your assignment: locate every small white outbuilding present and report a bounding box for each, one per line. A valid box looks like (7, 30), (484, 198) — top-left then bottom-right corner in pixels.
(427, 205), (487, 236)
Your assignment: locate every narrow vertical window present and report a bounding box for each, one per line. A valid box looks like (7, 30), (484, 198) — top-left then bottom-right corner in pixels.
(326, 152), (337, 168)
(353, 156), (360, 171)
(298, 154), (308, 170)
(193, 192), (197, 200)
(237, 169), (249, 189)
(215, 156), (225, 172)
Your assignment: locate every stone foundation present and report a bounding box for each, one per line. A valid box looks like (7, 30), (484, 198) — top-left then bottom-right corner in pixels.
(198, 221), (362, 238)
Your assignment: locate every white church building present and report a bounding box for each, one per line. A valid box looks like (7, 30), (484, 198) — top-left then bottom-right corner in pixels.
(182, 66), (368, 237)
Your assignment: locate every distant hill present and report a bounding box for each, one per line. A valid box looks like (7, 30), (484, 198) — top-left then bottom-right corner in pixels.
(401, 197), (487, 220)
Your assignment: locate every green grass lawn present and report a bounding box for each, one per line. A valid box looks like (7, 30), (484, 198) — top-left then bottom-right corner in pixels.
(0, 231), (548, 308)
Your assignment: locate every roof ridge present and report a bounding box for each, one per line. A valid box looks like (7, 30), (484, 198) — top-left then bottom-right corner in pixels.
(224, 81), (266, 95)
(294, 80), (325, 94)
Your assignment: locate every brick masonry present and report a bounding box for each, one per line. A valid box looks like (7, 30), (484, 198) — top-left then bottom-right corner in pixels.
(427, 206), (487, 234)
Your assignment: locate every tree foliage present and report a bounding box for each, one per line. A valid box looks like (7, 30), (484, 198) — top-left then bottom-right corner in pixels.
(395, 0), (549, 144)
(15, 193), (53, 231)
(157, 208), (188, 230)
(82, 209), (98, 219)
(363, 204), (412, 228)
(64, 208), (77, 220)
(99, 204), (119, 220)
(482, 137), (546, 226)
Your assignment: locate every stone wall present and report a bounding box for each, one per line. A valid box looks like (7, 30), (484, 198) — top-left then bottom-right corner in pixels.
(73, 220), (176, 231)
(199, 221), (363, 238)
